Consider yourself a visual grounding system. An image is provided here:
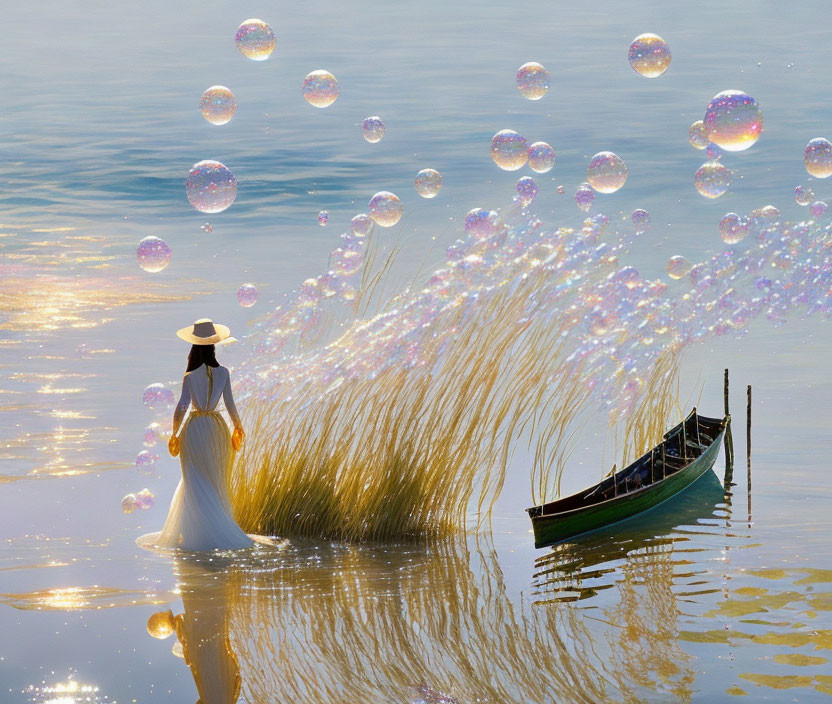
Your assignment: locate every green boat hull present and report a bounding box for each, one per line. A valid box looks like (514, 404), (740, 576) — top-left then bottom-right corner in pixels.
(530, 424), (725, 549)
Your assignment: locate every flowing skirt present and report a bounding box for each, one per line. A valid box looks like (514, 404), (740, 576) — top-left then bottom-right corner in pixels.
(140, 411), (253, 551)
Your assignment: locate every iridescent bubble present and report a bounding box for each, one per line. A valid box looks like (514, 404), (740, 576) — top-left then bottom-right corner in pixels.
(136, 236), (171, 273)
(237, 283), (259, 308)
(465, 208), (500, 240)
(136, 450), (158, 474)
(719, 212), (747, 244)
(631, 209), (650, 234)
(143, 422), (165, 447)
(527, 142), (555, 173)
(362, 116), (385, 143)
(350, 213), (374, 237)
(199, 86), (237, 125)
(666, 255), (691, 280)
(705, 143), (723, 161)
(331, 248), (363, 276)
(414, 169), (443, 198)
(490, 130), (528, 171)
(200, 222), (213, 233)
(172, 641), (184, 659)
(147, 611), (174, 639)
(516, 62), (550, 100)
(318, 210), (329, 226)
(586, 152), (628, 193)
(142, 383), (175, 412)
(235, 19), (276, 61)
(628, 33), (671, 78)
(694, 162), (731, 199)
(186, 160), (237, 214)
(794, 185), (815, 206)
(136, 488), (155, 511)
(121, 494), (137, 515)
(574, 182), (595, 212)
(811, 200), (828, 217)
(557, 185), (565, 194)
(515, 176), (538, 205)
(703, 90), (763, 152)
(804, 138), (832, 178)
(368, 191), (403, 227)
(302, 70), (339, 108)
(688, 120), (708, 150)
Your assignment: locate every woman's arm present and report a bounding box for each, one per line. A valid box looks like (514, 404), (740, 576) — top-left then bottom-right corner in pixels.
(172, 374), (191, 437)
(222, 371), (243, 431)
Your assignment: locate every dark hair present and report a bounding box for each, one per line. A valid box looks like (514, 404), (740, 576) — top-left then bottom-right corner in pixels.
(186, 344), (220, 372)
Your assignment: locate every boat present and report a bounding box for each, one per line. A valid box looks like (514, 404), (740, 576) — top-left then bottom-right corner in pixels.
(526, 409), (728, 549)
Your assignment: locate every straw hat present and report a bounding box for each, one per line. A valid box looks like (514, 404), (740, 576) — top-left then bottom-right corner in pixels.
(176, 318), (236, 345)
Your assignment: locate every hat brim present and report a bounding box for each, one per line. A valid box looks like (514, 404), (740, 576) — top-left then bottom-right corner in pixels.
(176, 323), (232, 345)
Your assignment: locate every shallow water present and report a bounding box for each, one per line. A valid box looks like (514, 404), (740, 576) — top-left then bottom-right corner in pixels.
(1, 0), (832, 701)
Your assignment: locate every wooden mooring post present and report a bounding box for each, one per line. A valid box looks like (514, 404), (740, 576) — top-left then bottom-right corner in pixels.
(723, 369), (735, 483)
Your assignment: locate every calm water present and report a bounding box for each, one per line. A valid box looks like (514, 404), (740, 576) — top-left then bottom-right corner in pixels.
(1, 0), (831, 701)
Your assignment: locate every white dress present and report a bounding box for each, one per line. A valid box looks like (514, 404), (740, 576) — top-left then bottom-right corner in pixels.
(140, 364), (253, 551)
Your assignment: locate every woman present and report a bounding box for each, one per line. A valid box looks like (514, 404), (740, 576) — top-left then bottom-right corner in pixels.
(140, 318), (253, 551)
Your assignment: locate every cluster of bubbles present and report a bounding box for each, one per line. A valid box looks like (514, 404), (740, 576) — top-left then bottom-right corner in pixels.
(235, 19), (276, 61)
(414, 169), (442, 199)
(318, 210), (329, 226)
(186, 160), (238, 214)
(628, 33), (671, 78)
(516, 62), (550, 100)
(199, 86), (237, 125)
(121, 488), (155, 515)
(368, 191), (403, 227)
(362, 116), (385, 143)
(136, 236), (171, 273)
(237, 283), (259, 308)
(302, 70), (339, 108)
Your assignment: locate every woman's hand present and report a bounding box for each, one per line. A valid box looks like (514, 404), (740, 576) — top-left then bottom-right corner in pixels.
(232, 426), (245, 452)
(168, 435), (180, 457)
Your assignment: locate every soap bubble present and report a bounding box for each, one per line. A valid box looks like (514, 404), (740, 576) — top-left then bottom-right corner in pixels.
(490, 130), (528, 171)
(516, 62), (550, 100)
(121, 494), (137, 515)
(172, 641), (184, 658)
(628, 33), (671, 78)
(804, 138), (832, 178)
(237, 283), (259, 308)
(147, 611), (174, 639)
(465, 208), (500, 240)
(705, 143), (723, 161)
(368, 191), (403, 227)
(414, 169), (443, 198)
(362, 116), (385, 143)
(318, 210), (329, 226)
(200, 222), (213, 233)
(143, 422), (165, 447)
(235, 19), (276, 61)
(515, 176), (538, 205)
(703, 90), (763, 152)
(719, 212), (747, 244)
(587, 152), (628, 193)
(142, 383), (175, 412)
(574, 182), (595, 211)
(794, 185), (815, 206)
(199, 86), (237, 125)
(446, 239), (466, 261)
(136, 236), (171, 273)
(694, 162), (731, 198)
(136, 450), (158, 474)
(331, 248), (363, 276)
(350, 213), (374, 237)
(689, 120), (708, 150)
(557, 185), (564, 194)
(136, 488), (155, 511)
(527, 142), (555, 173)
(302, 70), (339, 108)
(811, 200), (828, 217)
(186, 160), (237, 214)
(667, 255), (691, 280)
(631, 209), (650, 233)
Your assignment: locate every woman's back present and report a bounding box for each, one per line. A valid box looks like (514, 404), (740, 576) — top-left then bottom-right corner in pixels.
(185, 364), (229, 411)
